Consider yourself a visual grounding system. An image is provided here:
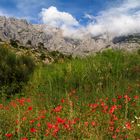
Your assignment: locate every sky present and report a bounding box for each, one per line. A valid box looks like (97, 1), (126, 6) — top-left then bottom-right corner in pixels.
(0, 0), (140, 38)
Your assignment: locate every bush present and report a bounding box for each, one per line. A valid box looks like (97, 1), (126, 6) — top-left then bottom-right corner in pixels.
(40, 52), (46, 60)
(10, 39), (19, 48)
(0, 44), (35, 96)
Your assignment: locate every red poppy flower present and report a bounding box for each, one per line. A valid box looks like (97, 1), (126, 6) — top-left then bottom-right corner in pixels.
(91, 121), (96, 126)
(56, 117), (65, 124)
(53, 105), (62, 112)
(21, 138), (28, 140)
(5, 133), (13, 138)
(28, 106), (33, 111)
(30, 128), (36, 133)
(125, 122), (131, 130)
(109, 105), (117, 114)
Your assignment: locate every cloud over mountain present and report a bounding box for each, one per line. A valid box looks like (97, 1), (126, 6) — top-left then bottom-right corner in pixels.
(40, 6), (79, 27)
(87, 0), (140, 37)
(40, 6), (87, 39)
(40, 0), (140, 39)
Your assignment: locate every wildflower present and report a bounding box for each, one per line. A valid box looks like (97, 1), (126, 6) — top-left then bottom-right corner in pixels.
(117, 105), (122, 109)
(17, 98), (25, 106)
(117, 95), (122, 99)
(22, 117), (27, 121)
(63, 124), (70, 130)
(21, 138), (28, 140)
(134, 95), (139, 100)
(53, 105), (62, 112)
(53, 127), (59, 134)
(45, 133), (49, 137)
(39, 115), (45, 119)
(115, 128), (120, 133)
(28, 106), (33, 111)
(106, 97), (109, 101)
(101, 102), (105, 107)
(109, 126), (114, 131)
(30, 128), (36, 133)
(26, 98), (31, 103)
(102, 105), (108, 113)
(37, 123), (41, 127)
(47, 122), (53, 129)
(112, 135), (117, 139)
(84, 122), (89, 127)
(30, 119), (35, 124)
(89, 103), (98, 109)
(16, 120), (19, 125)
(10, 101), (17, 108)
(109, 105), (117, 114)
(45, 129), (49, 136)
(5, 133), (13, 138)
(56, 117), (65, 124)
(124, 95), (131, 102)
(91, 121), (96, 126)
(125, 122), (131, 130)
(112, 114), (118, 121)
(61, 99), (65, 103)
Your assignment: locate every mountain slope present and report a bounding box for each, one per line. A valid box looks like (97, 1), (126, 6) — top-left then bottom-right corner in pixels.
(0, 16), (140, 56)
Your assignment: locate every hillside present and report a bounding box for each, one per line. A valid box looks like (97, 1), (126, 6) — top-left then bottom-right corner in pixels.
(0, 16), (140, 56)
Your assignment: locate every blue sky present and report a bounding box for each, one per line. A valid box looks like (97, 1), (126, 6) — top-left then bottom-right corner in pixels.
(0, 0), (121, 24)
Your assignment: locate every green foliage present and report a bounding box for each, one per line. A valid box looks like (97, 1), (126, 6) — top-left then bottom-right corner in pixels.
(38, 42), (44, 50)
(137, 49), (140, 55)
(48, 51), (72, 63)
(40, 52), (46, 60)
(28, 49), (140, 104)
(10, 39), (19, 48)
(0, 44), (35, 96)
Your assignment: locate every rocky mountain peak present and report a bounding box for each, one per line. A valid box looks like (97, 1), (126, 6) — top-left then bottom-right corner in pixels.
(0, 16), (140, 56)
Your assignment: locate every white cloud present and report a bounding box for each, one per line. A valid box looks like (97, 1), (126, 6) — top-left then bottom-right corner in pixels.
(86, 0), (140, 37)
(40, 6), (79, 27)
(40, 1), (140, 39)
(40, 6), (87, 39)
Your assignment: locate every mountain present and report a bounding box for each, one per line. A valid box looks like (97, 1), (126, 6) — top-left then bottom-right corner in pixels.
(0, 16), (140, 56)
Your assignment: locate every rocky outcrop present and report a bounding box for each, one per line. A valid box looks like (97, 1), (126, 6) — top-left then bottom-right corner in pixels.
(0, 16), (140, 56)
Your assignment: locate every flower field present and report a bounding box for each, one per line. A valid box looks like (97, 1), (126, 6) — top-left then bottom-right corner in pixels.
(0, 89), (140, 140)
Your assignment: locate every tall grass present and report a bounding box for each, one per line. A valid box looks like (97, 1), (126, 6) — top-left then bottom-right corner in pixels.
(27, 49), (140, 104)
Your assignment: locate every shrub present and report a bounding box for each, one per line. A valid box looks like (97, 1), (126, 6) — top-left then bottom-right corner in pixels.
(0, 44), (35, 96)
(10, 39), (19, 48)
(38, 42), (44, 50)
(40, 52), (46, 60)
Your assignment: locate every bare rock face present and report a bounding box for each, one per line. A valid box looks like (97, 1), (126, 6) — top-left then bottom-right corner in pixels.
(0, 16), (140, 56)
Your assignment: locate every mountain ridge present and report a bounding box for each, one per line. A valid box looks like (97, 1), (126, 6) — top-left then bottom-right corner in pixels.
(0, 16), (140, 56)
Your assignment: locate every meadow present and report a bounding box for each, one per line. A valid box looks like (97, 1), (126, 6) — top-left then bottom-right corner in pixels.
(0, 49), (140, 140)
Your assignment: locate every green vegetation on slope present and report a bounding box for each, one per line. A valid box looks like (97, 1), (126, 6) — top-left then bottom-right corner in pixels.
(0, 44), (35, 96)
(27, 49), (140, 104)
